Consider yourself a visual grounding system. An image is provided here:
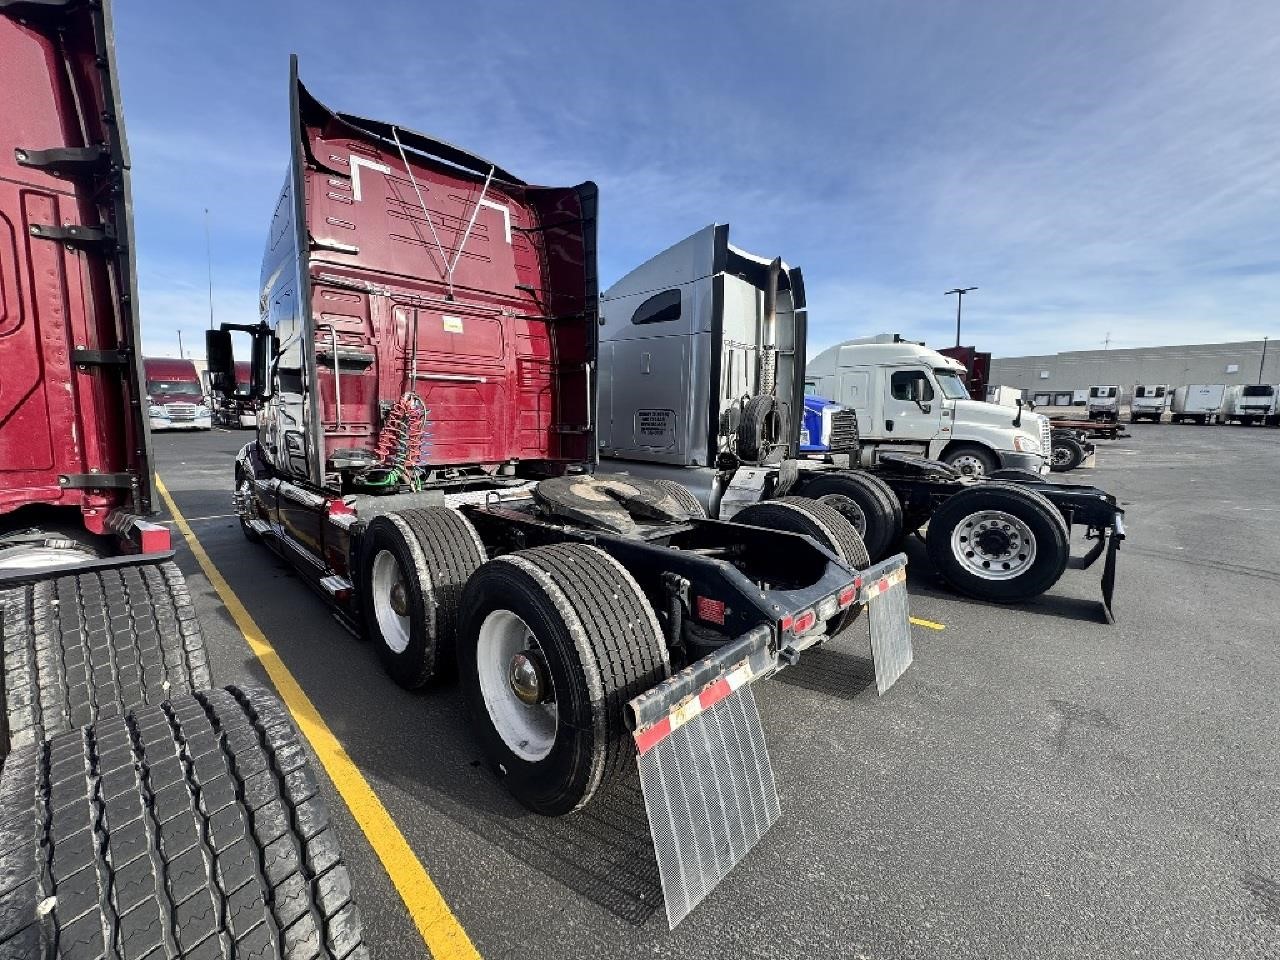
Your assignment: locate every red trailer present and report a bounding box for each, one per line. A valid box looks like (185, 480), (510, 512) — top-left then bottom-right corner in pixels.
(938, 344), (992, 401)
(0, 8), (369, 958)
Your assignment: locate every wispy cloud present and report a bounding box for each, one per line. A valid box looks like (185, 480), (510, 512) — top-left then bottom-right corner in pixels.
(116, 0), (1280, 360)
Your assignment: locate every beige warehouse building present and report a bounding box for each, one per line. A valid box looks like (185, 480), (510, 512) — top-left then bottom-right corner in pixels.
(989, 338), (1278, 402)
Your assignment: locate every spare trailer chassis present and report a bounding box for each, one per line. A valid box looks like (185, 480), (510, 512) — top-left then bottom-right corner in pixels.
(234, 445), (914, 926)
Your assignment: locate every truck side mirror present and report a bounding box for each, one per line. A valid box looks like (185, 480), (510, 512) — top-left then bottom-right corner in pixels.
(205, 330), (234, 395)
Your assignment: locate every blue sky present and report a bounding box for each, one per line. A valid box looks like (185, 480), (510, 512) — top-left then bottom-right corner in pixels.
(115, 0), (1280, 360)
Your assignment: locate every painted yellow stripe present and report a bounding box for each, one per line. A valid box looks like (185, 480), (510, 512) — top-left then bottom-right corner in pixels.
(910, 616), (946, 631)
(155, 477), (481, 960)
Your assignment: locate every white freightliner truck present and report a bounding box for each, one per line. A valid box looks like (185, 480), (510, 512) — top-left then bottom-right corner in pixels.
(1129, 384), (1169, 423)
(1220, 384), (1277, 426)
(598, 226), (1125, 618)
(806, 335), (1052, 479)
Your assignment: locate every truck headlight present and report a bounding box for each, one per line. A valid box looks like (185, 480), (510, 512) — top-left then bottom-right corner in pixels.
(1013, 435), (1041, 454)
(196, 405), (210, 416)
(149, 405), (167, 418)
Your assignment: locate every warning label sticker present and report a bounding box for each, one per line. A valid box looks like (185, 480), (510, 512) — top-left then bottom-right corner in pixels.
(635, 409), (677, 448)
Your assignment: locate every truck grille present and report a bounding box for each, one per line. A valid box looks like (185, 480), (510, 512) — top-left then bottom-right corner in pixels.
(1039, 416), (1051, 457)
(167, 404), (197, 421)
(828, 409), (859, 454)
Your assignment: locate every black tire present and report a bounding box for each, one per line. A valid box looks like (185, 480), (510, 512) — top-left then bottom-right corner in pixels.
(939, 444), (998, 479)
(0, 685), (367, 960)
(235, 466), (263, 544)
(0, 560), (210, 756)
(1050, 435), (1085, 472)
(733, 497), (869, 635)
(0, 523), (109, 568)
(737, 394), (782, 461)
(795, 471), (903, 561)
(926, 481), (1070, 603)
(458, 543), (668, 815)
(642, 477), (707, 518)
(360, 508), (486, 689)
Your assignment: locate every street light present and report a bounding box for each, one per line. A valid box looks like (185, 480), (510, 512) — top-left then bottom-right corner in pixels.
(945, 286), (978, 347)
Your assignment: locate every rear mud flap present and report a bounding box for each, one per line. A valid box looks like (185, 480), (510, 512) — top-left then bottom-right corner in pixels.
(628, 629), (779, 928)
(860, 557), (913, 694)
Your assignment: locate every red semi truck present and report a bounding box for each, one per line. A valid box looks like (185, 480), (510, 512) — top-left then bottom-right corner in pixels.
(0, 6), (368, 957)
(209, 58), (915, 927)
(144, 355), (213, 430)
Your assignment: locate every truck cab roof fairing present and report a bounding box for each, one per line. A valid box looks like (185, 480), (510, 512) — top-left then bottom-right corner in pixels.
(260, 57), (598, 488)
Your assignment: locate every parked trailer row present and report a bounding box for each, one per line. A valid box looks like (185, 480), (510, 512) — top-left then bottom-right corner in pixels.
(0, 6), (369, 957)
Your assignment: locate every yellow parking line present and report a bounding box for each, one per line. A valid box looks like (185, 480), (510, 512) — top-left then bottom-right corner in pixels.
(155, 477), (482, 960)
(910, 617), (946, 631)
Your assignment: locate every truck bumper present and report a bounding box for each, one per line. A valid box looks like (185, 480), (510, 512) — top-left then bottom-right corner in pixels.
(997, 451), (1049, 475)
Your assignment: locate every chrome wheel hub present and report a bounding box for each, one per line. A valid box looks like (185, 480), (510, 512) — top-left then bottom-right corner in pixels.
(951, 509), (1037, 580)
(477, 610), (557, 761)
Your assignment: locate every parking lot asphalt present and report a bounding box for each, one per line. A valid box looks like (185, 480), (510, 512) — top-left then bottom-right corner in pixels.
(151, 424), (1280, 960)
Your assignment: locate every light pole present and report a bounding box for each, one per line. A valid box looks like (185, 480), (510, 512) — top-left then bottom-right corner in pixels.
(204, 207), (215, 331)
(945, 286), (978, 347)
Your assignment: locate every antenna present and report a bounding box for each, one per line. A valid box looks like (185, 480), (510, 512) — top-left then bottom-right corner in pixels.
(204, 207), (215, 330)
(177, 329), (185, 359)
(1103, 331), (1112, 350)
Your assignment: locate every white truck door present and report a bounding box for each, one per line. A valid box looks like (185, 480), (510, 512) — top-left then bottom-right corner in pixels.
(884, 368), (943, 439)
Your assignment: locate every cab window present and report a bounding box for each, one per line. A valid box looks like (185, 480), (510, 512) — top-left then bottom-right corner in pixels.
(1155, 386), (1166, 397)
(890, 370), (934, 402)
(1135, 386), (1147, 398)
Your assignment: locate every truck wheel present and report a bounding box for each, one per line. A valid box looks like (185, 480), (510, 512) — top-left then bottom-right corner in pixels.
(737, 394), (782, 461)
(989, 468), (1044, 482)
(640, 477), (707, 518)
(0, 561), (210, 756)
(926, 482), (1069, 603)
(1050, 435), (1085, 472)
(235, 466), (263, 543)
(360, 508), (486, 689)
(0, 685), (368, 960)
(940, 444), (997, 479)
(733, 497), (870, 635)
(795, 472), (903, 561)
(0, 523), (111, 569)
(458, 543), (668, 815)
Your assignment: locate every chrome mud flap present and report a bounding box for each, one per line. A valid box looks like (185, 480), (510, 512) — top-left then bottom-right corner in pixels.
(628, 628), (779, 928)
(860, 556), (913, 694)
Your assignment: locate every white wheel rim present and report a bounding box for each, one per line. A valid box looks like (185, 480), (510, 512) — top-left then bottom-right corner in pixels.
(371, 550), (412, 654)
(477, 609), (557, 762)
(951, 509), (1037, 580)
(950, 454), (987, 478)
(0, 543), (94, 571)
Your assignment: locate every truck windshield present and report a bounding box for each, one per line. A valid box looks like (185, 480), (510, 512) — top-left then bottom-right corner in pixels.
(1243, 385), (1274, 397)
(147, 380), (202, 399)
(933, 371), (969, 400)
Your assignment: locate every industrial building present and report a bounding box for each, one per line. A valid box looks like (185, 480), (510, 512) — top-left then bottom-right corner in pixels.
(989, 338), (1278, 404)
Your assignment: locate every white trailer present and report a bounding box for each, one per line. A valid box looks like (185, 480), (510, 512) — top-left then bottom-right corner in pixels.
(1170, 384), (1226, 424)
(1086, 385), (1120, 421)
(1129, 384), (1169, 423)
(1221, 384), (1277, 426)
(985, 384), (1023, 408)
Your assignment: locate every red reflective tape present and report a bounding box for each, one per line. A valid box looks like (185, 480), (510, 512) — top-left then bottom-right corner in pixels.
(878, 577), (888, 593)
(697, 677), (733, 712)
(634, 716), (672, 756)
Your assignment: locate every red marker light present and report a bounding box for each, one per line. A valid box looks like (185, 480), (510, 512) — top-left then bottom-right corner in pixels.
(792, 609), (817, 634)
(780, 613), (794, 631)
(838, 585), (857, 608)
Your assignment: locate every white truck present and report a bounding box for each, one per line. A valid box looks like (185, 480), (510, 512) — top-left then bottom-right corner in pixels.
(1220, 384), (1277, 426)
(1170, 384), (1226, 424)
(1129, 384), (1169, 423)
(985, 384), (1024, 407)
(806, 336), (1052, 479)
(1086, 385), (1121, 421)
